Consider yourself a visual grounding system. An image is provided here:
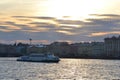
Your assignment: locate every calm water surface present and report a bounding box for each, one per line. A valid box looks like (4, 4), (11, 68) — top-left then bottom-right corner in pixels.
(0, 58), (120, 80)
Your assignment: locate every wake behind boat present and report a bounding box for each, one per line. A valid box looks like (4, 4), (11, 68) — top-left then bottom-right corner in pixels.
(17, 53), (60, 62)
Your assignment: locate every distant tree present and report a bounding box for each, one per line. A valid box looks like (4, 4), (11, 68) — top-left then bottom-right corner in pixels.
(17, 42), (29, 46)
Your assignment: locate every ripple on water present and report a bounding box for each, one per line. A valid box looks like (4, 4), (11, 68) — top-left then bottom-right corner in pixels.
(0, 58), (120, 80)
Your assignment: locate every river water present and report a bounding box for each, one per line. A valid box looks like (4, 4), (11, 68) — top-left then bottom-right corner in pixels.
(0, 58), (120, 80)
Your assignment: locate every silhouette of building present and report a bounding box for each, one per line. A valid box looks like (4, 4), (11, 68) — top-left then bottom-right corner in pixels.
(104, 36), (120, 58)
(72, 42), (104, 58)
(91, 42), (104, 58)
(27, 44), (46, 54)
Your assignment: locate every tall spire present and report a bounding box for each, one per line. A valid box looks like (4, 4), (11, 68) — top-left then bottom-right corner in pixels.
(29, 38), (32, 45)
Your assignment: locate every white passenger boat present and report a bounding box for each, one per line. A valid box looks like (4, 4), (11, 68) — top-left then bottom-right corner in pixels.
(17, 53), (60, 62)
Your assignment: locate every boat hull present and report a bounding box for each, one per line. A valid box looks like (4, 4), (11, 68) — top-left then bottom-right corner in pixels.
(17, 53), (60, 63)
(17, 58), (60, 63)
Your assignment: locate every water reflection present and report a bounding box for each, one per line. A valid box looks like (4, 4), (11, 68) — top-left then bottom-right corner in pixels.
(0, 58), (120, 80)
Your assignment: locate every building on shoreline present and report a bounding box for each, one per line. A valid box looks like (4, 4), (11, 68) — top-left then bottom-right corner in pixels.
(104, 36), (120, 58)
(0, 36), (120, 59)
(71, 42), (105, 58)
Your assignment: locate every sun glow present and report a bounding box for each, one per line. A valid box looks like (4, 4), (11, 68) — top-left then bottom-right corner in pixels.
(44, 0), (107, 20)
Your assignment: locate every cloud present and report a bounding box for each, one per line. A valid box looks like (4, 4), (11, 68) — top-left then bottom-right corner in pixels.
(82, 15), (120, 33)
(12, 16), (57, 21)
(57, 19), (84, 25)
(0, 14), (120, 44)
(30, 22), (57, 28)
(56, 30), (76, 35)
(88, 31), (120, 37)
(90, 14), (120, 17)
(0, 25), (21, 32)
(16, 40), (49, 44)
(12, 16), (29, 18)
(30, 16), (56, 20)
(0, 29), (13, 32)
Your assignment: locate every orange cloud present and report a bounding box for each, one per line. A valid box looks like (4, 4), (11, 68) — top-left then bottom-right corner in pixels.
(55, 40), (72, 44)
(8, 26), (21, 30)
(21, 29), (48, 32)
(16, 40), (49, 44)
(89, 31), (120, 37)
(0, 29), (13, 32)
(59, 24), (82, 28)
(56, 30), (76, 35)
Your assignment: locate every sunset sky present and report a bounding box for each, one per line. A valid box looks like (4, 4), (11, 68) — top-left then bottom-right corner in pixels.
(0, 0), (120, 44)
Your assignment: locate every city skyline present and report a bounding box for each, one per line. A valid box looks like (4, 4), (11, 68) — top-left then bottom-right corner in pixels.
(0, 0), (120, 44)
